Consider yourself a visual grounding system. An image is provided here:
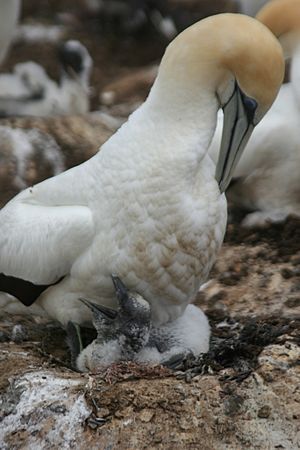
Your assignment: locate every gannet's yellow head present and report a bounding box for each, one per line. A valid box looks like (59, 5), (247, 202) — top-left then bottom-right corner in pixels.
(256, 0), (300, 58)
(155, 13), (284, 192)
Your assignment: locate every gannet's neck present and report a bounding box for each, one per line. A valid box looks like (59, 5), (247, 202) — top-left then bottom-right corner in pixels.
(96, 75), (219, 189)
(100, 13), (284, 178)
(109, 79), (219, 171)
(148, 76), (218, 153)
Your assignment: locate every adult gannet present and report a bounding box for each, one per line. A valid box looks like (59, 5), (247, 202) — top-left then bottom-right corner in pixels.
(0, 15), (284, 360)
(209, 0), (300, 226)
(0, 40), (92, 117)
(76, 276), (210, 371)
(0, 0), (20, 65)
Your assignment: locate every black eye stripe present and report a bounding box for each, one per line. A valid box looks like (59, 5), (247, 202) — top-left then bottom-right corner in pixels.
(222, 82), (257, 112)
(222, 82), (258, 124)
(240, 89), (258, 124)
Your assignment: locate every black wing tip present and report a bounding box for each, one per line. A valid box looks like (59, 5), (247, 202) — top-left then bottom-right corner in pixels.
(0, 273), (63, 307)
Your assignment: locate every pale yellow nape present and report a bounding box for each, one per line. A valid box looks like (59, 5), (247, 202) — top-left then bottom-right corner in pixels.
(256, 0), (300, 56)
(158, 13), (284, 114)
(257, 0), (300, 36)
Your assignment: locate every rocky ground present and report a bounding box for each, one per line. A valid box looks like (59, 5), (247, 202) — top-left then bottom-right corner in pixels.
(0, 1), (299, 449)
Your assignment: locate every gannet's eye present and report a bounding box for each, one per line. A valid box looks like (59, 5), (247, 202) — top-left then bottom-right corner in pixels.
(241, 93), (257, 124)
(242, 95), (257, 112)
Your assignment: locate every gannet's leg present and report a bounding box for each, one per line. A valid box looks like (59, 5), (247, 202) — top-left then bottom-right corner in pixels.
(66, 321), (84, 369)
(161, 350), (195, 370)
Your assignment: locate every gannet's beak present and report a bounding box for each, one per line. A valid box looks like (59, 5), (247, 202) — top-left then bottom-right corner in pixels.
(216, 83), (257, 193)
(79, 298), (118, 320)
(111, 274), (129, 303)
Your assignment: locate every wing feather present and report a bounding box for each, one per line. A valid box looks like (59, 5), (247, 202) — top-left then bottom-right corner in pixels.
(0, 199), (94, 284)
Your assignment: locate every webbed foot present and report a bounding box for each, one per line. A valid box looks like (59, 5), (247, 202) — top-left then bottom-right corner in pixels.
(66, 321), (83, 369)
(162, 349), (195, 370)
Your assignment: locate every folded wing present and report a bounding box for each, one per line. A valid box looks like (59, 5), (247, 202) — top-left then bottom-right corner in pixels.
(0, 199), (94, 285)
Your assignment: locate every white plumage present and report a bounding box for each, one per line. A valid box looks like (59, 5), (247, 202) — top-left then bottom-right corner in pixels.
(77, 304), (210, 371)
(229, 47), (300, 227)
(0, 15), (283, 338)
(0, 107), (224, 326)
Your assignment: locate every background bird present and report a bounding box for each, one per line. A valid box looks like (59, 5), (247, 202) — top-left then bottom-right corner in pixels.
(237, 0), (269, 16)
(0, 40), (92, 117)
(0, 125), (65, 207)
(208, 0), (300, 227)
(84, 0), (177, 39)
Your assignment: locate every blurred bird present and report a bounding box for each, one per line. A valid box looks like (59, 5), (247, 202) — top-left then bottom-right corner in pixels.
(76, 275), (210, 371)
(0, 62), (55, 109)
(0, 125), (65, 208)
(0, 40), (92, 117)
(209, 0), (300, 227)
(238, 0), (269, 16)
(0, 0), (20, 65)
(85, 0), (177, 39)
(0, 15), (283, 364)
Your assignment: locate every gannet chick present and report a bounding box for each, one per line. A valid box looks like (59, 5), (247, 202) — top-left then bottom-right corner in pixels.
(0, 15), (283, 336)
(0, 40), (92, 117)
(57, 40), (93, 113)
(76, 276), (210, 371)
(0, 0), (20, 65)
(209, 0), (300, 227)
(76, 275), (151, 371)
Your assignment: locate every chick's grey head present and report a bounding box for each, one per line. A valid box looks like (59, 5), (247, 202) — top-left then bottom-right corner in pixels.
(80, 275), (151, 357)
(111, 275), (151, 355)
(79, 298), (118, 343)
(118, 291), (151, 354)
(58, 40), (93, 83)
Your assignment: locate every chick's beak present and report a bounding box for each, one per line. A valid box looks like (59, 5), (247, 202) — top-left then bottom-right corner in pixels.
(111, 274), (129, 304)
(79, 298), (118, 320)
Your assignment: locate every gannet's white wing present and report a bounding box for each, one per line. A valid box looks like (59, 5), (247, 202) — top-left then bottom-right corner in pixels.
(0, 192), (94, 285)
